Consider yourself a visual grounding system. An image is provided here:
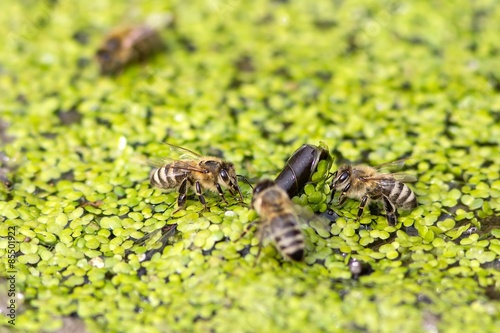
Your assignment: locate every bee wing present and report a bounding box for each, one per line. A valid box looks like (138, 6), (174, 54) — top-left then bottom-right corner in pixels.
(373, 158), (410, 172)
(364, 173), (417, 183)
(162, 142), (202, 159)
(147, 142), (204, 170)
(147, 157), (207, 173)
(147, 156), (176, 168)
(293, 204), (331, 237)
(390, 173), (417, 183)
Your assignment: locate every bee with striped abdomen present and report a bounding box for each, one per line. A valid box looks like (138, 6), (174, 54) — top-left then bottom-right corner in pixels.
(329, 159), (417, 225)
(149, 144), (244, 212)
(242, 179), (305, 262)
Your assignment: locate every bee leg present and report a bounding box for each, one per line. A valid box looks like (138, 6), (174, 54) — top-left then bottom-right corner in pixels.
(356, 196), (369, 221)
(327, 188), (336, 205)
(382, 195), (398, 225)
(173, 178), (189, 214)
(337, 183), (351, 206)
(253, 226), (268, 267)
(195, 181), (208, 210)
(235, 220), (259, 242)
(214, 182), (229, 205)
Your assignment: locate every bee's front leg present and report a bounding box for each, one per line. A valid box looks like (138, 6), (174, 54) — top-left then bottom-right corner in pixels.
(254, 224), (269, 267)
(337, 183), (351, 205)
(328, 187), (336, 205)
(356, 195), (369, 221)
(214, 182), (229, 205)
(235, 220), (260, 242)
(382, 195), (398, 225)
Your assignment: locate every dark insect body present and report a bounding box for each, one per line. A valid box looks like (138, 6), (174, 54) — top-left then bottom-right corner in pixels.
(275, 143), (332, 198)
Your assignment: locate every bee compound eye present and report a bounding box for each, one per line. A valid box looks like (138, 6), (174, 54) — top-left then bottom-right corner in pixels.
(338, 171), (350, 183)
(220, 169), (230, 183)
(253, 180), (274, 195)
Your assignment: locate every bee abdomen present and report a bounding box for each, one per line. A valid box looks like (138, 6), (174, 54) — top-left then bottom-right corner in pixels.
(271, 214), (305, 261)
(149, 166), (185, 189)
(387, 182), (417, 209)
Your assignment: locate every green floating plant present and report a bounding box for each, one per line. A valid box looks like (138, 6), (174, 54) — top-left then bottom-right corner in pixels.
(1, 0), (500, 332)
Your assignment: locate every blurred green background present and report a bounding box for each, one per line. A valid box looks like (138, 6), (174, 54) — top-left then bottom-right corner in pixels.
(1, 0), (499, 332)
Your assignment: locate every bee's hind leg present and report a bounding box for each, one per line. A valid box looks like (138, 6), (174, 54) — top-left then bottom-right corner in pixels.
(173, 178), (189, 214)
(382, 195), (398, 225)
(356, 195), (369, 221)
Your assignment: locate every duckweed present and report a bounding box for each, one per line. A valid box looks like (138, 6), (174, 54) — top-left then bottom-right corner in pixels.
(1, 0), (500, 332)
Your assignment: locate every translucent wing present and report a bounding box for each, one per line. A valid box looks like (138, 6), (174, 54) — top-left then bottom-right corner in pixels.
(373, 158), (410, 172)
(364, 173), (417, 183)
(147, 142), (204, 171)
(162, 142), (202, 159)
(293, 204), (332, 238)
(147, 157), (207, 173)
(391, 173), (417, 182)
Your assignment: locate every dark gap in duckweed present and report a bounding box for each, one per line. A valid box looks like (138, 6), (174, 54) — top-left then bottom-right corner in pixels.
(0, 120), (14, 143)
(58, 106), (83, 126)
(269, 68), (290, 81)
(177, 36), (197, 53)
(3, 2), (500, 331)
(367, 234), (398, 252)
(313, 19), (338, 30)
(193, 310), (217, 323)
(348, 258), (373, 279)
(476, 216), (500, 239)
(40, 132), (57, 139)
(72, 30), (89, 45)
(486, 73), (500, 92)
(317, 208), (339, 223)
(314, 70), (333, 82)
(484, 286), (500, 301)
(95, 117), (112, 127)
(475, 140), (499, 148)
(234, 55), (255, 73)
(481, 259), (500, 271)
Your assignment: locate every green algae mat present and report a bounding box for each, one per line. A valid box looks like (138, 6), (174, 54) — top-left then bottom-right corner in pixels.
(1, 1), (500, 332)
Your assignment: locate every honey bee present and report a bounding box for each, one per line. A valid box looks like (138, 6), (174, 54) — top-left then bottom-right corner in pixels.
(242, 179), (305, 262)
(329, 159), (417, 225)
(95, 25), (164, 75)
(149, 144), (244, 211)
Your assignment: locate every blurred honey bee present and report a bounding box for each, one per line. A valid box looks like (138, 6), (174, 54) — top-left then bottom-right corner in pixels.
(329, 159), (417, 225)
(149, 143), (244, 212)
(241, 179), (305, 262)
(96, 25), (164, 75)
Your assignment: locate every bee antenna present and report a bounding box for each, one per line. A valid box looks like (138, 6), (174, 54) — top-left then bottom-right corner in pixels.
(237, 174), (253, 189)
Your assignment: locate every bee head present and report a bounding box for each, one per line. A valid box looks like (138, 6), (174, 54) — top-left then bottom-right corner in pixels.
(96, 37), (122, 75)
(218, 161), (244, 201)
(252, 179), (275, 196)
(331, 166), (351, 189)
(251, 179), (275, 209)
